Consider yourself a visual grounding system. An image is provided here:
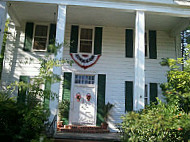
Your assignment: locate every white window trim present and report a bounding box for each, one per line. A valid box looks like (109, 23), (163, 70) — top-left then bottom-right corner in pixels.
(32, 23), (50, 52)
(78, 26), (95, 55)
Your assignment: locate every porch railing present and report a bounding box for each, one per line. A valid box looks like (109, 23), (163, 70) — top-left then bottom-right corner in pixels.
(46, 115), (57, 137)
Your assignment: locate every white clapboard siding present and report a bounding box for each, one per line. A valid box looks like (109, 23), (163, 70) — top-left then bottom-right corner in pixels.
(1, 23), (179, 130)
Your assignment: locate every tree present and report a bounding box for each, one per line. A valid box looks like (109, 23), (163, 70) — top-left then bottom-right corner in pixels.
(0, 41), (72, 141)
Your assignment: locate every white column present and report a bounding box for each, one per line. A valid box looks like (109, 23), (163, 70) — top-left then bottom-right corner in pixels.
(49, 5), (66, 122)
(0, 2), (7, 54)
(134, 11), (145, 111)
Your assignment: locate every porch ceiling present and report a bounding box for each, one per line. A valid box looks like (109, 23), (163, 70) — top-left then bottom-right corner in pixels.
(8, 2), (188, 32)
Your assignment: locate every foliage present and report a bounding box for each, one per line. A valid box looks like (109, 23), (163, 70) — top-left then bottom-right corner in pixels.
(121, 100), (190, 142)
(102, 102), (114, 122)
(0, 91), (50, 141)
(121, 48), (190, 141)
(0, 38), (72, 141)
(160, 54), (190, 113)
(58, 99), (70, 124)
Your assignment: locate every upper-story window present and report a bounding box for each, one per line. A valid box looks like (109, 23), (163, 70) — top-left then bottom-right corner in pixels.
(33, 24), (49, 51)
(145, 32), (149, 57)
(79, 28), (94, 54)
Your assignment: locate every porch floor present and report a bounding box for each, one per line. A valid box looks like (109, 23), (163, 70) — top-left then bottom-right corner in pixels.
(54, 132), (121, 142)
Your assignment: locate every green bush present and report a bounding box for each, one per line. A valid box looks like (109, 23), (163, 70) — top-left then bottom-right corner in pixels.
(0, 91), (50, 141)
(121, 100), (190, 142)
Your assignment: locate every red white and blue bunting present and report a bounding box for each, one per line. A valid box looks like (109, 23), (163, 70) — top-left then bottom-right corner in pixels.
(70, 53), (101, 69)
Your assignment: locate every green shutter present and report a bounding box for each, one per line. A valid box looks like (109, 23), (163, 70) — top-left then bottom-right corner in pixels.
(17, 76), (30, 103)
(126, 29), (133, 58)
(70, 25), (79, 53)
(62, 72), (72, 124)
(94, 27), (103, 55)
(149, 31), (157, 59)
(150, 83), (158, 103)
(44, 79), (51, 109)
(96, 74), (106, 126)
(63, 72), (72, 101)
(24, 22), (34, 51)
(48, 24), (56, 52)
(125, 81), (133, 112)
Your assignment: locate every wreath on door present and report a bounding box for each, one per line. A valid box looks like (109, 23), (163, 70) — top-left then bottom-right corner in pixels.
(86, 93), (91, 102)
(75, 93), (81, 102)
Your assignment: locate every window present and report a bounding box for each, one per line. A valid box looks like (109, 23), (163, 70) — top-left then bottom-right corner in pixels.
(79, 28), (93, 53)
(33, 25), (49, 51)
(75, 74), (95, 85)
(145, 32), (148, 57)
(144, 84), (149, 106)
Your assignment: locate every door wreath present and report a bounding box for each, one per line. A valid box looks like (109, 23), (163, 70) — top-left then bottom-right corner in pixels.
(75, 93), (81, 102)
(86, 93), (91, 102)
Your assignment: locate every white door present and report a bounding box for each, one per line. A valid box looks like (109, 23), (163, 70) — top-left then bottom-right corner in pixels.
(70, 74), (96, 126)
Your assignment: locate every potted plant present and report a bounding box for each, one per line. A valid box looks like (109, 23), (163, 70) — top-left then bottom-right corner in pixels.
(101, 102), (114, 129)
(58, 99), (70, 126)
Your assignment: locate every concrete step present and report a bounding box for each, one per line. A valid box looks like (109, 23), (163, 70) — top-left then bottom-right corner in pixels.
(54, 132), (121, 142)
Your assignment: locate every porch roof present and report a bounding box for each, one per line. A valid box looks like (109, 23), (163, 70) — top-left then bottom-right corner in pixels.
(7, 1), (190, 36)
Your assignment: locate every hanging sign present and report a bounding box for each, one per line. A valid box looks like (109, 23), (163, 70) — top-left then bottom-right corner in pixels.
(70, 53), (101, 69)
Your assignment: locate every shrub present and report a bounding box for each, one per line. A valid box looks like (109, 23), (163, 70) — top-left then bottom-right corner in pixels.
(0, 91), (50, 141)
(58, 99), (70, 124)
(121, 100), (190, 142)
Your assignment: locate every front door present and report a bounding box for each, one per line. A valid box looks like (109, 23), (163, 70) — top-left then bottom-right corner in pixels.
(70, 74), (96, 126)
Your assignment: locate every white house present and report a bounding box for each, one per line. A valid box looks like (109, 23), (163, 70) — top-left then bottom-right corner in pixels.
(0, 0), (190, 132)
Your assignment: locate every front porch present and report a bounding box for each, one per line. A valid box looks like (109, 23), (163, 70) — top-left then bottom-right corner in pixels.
(1, 0), (190, 134)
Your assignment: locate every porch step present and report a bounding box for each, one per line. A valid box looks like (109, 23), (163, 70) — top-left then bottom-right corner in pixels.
(58, 125), (109, 133)
(54, 132), (121, 142)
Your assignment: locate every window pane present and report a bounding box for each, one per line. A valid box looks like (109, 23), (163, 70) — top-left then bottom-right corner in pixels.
(35, 25), (48, 36)
(33, 37), (47, 50)
(80, 28), (92, 40)
(145, 32), (147, 57)
(80, 41), (92, 53)
(145, 98), (148, 106)
(145, 85), (148, 97)
(75, 75), (95, 85)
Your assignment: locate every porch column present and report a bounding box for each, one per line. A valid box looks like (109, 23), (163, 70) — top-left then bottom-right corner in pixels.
(134, 11), (145, 111)
(0, 2), (7, 54)
(49, 5), (66, 122)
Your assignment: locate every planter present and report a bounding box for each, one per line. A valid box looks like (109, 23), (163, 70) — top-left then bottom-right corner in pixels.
(101, 122), (108, 129)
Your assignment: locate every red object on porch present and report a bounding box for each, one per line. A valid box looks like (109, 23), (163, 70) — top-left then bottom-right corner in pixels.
(58, 125), (109, 133)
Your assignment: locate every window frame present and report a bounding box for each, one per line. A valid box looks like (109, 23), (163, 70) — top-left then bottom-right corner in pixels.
(74, 74), (96, 88)
(32, 23), (50, 52)
(144, 84), (150, 106)
(78, 26), (95, 54)
(145, 31), (149, 58)
(28, 77), (45, 104)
